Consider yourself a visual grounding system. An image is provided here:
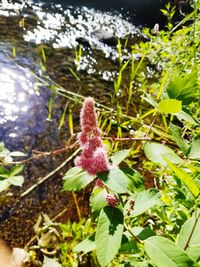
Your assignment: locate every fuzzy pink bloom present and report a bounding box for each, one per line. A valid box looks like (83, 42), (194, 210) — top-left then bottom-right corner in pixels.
(75, 97), (110, 176)
(77, 132), (89, 146)
(80, 97), (98, 133)
(106, 194), (120, 207)
(75, 147), (109, 175)
(92, 147), (110, 174)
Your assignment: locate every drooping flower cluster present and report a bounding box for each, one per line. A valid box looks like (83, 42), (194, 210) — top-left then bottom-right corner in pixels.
(106, 193), (120, 207)
(75, 97), (110, 176)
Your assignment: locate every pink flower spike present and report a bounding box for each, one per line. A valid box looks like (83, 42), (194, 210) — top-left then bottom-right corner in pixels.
(80, 97), (98, 133)
(93, 147), (110, 174)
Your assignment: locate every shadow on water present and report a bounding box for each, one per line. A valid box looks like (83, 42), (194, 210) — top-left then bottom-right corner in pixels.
(0, 0), (166, 247)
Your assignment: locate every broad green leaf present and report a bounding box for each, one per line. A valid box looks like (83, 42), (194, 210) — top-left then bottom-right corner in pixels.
(119, 235), (138, 253)
(95, 207), (124, 267)
(0, 142), (5, 151)
(170, 123), (190, 156)
(130, 226), (155, 240)
(0, 173), (9, 178)
(99, 168), (128, 193)
(177, 212), (200, 261)
(63, 167), (95, 191)
(10, 165), (24, 177)
(165, 159), (200, 197)
(74, 236), (96, 254)
(90, 187), (107, 216)
(43, 256), (61, 267)
(158, 99), (182, 114)
(121, 167), (144, 193)
(8, 175), (24, 187)
(9, 151), (27, 157)
(189, 138), (200, 159)
(0, 179), (10, 192)
(144, 142), (183, 165)
(129, 189), (161, 217)
(145, 236), (195, 267)
(3, 155), (13, 164)
(166, 72), (198, 105)
(124, 226), (155, 241)
(175, 110), (198, 125)
(0, 166), (9, 175)
(111, 149), (131, 166)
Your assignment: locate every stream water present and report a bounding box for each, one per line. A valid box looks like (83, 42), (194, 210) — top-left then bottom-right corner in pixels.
(0, 0), (151, 248)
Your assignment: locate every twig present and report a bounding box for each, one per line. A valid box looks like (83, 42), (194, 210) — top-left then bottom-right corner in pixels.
(184, 211), (200, 250)
(145, 116), (156, 136)
(11, 142), (79, 165)
(20, 148), (81, 198)
(72, 192), (82, 220)
(124, 222), (142, 244)
(102, 136), (151, 141)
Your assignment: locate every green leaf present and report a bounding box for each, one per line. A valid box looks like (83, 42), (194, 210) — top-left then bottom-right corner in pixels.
(0, 166), (9, 175)
(130, 226), (155, 240)
(124, 226), (155, 242)
(165, 159), (200, 198)
(43, 256), (62, 267)
(189, 137), (200, 159)
(8, 175), (24, 186)
(158, 99), (182, 114)
(166, 72), (198, 105)
(122, 167), (144, 193)
(129, 189), (161, 217)
(3, 155), (13, 164)
(95, 207), (124, 267)
(10, 165), (24, 177)
(0, 179), (10, 192)
(170, 123), (190, 156)
(90, 187), (107, 216)
(0, 142), (5, 151)
(177, 212), (200, 261)
(74, 236), (96, 254)
(144, 142), (183, 165)
(145, 236), (195, 267)
(175, 110), (198, 125)
(111, 149), (131, 166)
(63, 167), (95, 191)
(9, 151), (26, 157)
(99, 168), (128, 193)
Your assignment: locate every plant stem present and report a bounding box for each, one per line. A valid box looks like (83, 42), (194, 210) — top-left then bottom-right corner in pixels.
(20, 148), (81, 198)
(72, 192), (82, 220)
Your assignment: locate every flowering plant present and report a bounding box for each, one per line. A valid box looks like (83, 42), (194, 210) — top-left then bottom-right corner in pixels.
(63, 97), (200, 267)
(63, 97), (159, 266)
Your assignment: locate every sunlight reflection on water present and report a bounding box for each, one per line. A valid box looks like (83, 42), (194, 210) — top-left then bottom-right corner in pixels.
(0, 53), (36, 125)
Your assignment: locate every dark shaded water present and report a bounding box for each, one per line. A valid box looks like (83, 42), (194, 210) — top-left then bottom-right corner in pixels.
(0, 0), (156, 248)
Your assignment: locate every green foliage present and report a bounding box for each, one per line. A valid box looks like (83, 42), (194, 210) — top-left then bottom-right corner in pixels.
(157, 99), (182, 114)
(144, 142), (183, 165)
(63, 167), (95, 191)
(111, 149), (131, 166)
(189, 137), (200, 159)
(165, 159), (200, 198)
(144, 236), (195, 267)
(170, 123), (190, 156)
(127, 189), (161, 217)
(166, 72), (198, 105)
(99, 168), (128, 193)
(177, 211), (200, 261)
(29, 2), (200, 266)
(0, 142), (25, 191)
(95, 207), (124, 267)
